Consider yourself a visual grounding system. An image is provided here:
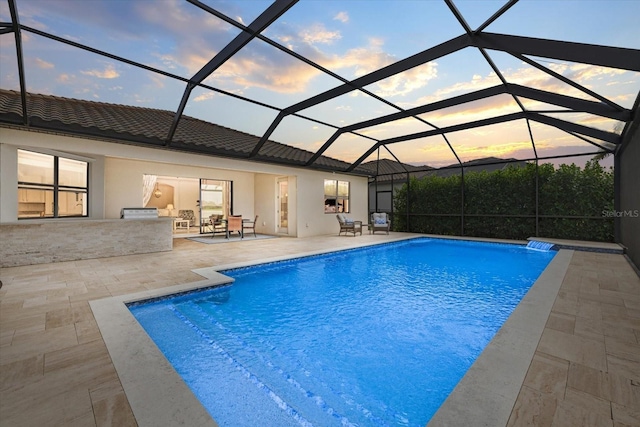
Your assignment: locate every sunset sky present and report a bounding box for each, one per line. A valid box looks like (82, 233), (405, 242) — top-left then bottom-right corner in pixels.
(1, 0), (638, 168)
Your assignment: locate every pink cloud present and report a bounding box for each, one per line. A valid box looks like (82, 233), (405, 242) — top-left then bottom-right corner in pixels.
(80, 64), (119, 79)
(333, 12), (349, 23)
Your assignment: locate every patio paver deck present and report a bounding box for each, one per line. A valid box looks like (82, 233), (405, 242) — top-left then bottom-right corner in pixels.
(1, 234), (638, 426)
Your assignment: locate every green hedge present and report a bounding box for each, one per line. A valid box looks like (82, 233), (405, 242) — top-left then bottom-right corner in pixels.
(392, 160), (614, 241)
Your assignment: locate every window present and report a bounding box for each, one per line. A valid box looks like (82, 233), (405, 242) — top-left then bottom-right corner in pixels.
(324, 179), (350, 213)
(17, 149), (88, 219)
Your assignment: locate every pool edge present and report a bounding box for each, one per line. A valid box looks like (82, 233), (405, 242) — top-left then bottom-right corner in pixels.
(426, 249), (573, 427)
(89, 236), (419, 427)
(90, 276), (235, 427)
(90, 235), (566, 427)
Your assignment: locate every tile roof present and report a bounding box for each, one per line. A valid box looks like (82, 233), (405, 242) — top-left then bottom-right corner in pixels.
(435, 157), (528, 177)
(0, 89), (370, 175)
(360, 158), (434, 182)
(360, 156), (528, 182)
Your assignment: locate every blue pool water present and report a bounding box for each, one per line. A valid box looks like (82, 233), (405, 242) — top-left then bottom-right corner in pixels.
(129, 238), (556, 427)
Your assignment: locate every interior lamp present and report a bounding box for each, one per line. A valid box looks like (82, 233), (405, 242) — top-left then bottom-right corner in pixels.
(166, 204), (174, 210)
(153, 183), (162, 198)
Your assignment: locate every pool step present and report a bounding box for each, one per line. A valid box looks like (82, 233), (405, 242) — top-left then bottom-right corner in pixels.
(172, 301), (379, 427)
(194, 300), (401, 426)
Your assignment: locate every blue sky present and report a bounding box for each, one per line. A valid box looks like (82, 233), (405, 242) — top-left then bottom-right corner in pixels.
(1, 0), (638, 168)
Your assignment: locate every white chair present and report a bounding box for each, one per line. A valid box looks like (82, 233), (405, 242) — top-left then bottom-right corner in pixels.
(370, 212), (390, 234)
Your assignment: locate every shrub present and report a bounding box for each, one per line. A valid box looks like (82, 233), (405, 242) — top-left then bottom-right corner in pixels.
(392, 160), (614, 241)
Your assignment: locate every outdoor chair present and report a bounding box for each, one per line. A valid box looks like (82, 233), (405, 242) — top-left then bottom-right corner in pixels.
(226, 215), (243, 239)
(336, 214), (362, 236)
(370, 212), (390, 234)
(243, 215), (258, 238)
(208, 214), (227, 238)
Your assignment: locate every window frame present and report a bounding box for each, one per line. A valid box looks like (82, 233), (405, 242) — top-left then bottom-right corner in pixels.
(17, 149), (89, 219)
(324, 179), (350, 214)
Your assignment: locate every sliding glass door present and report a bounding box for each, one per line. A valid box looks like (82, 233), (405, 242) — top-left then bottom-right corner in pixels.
(200, 179), (232, 232)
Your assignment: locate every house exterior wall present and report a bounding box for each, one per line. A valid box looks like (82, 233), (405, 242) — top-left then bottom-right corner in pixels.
(287, 175), (299, 237)
(104, 157), (256, 227)
(0, 142), (18, 223)
(295, 173), (369, 237)
(254, 173), (277, 235)
(0, 127), (368, 239)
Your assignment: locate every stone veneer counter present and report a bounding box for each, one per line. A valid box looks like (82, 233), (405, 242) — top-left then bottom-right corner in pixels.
(0, 218), (173, 267)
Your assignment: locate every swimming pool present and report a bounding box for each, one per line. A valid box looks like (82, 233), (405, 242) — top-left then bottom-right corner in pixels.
(129, 238), (556, 426)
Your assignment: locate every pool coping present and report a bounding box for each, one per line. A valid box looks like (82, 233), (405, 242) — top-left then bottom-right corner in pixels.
(90, 235), (571, 427)
(427, 248), (572, 426)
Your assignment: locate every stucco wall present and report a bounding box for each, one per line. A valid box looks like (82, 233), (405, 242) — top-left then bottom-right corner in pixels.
(619, 117), (640, 271)
(0, 143), (18, 223)
(254, 173), (277, 235)
(295, 172), (369, 237)
(0, 127), (369, 239)
(104, 157), (256, 226)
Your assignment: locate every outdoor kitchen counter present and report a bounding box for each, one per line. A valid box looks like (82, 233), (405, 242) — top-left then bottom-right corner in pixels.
(0, 218), (173, 267)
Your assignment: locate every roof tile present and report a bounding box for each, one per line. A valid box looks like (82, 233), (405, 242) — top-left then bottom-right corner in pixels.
(0, 90), (370, 175)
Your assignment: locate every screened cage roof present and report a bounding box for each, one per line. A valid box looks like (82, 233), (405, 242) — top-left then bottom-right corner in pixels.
(1, 0), (639, 177)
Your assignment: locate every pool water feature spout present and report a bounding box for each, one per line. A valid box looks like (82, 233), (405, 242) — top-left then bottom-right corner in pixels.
(526, 240), (556, 251)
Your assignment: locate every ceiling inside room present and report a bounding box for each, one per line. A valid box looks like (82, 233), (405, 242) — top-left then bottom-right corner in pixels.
(1, 0), (639, 176)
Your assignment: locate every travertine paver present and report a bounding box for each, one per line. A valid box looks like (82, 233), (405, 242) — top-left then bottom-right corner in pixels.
(507, 251), (640, 427)
(1, 236), (638, 426)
